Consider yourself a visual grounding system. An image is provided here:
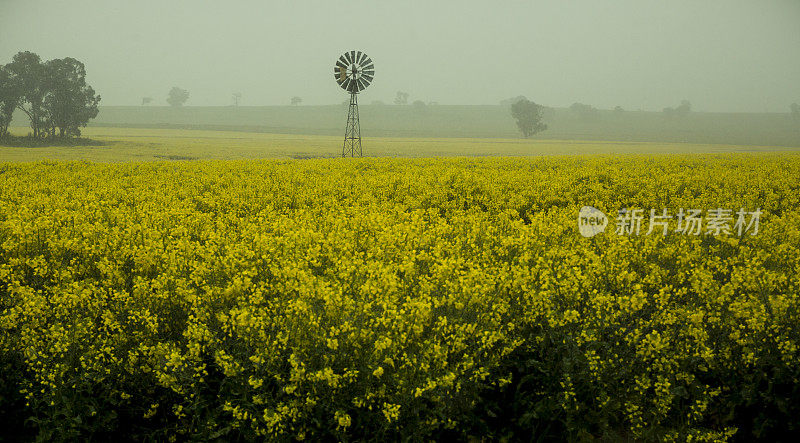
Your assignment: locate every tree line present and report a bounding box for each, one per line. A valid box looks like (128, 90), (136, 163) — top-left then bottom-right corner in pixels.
(0, 51), (100, 139)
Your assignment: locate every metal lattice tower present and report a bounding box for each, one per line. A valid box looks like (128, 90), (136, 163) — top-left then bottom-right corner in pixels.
(334, 50), (374, 157)
(343, 92), (361, 157)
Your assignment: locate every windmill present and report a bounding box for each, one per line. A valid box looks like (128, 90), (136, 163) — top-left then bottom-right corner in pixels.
(334, 50), (374, 157)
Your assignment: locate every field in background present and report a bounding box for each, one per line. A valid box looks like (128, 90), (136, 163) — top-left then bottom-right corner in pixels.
(2, 126), (799, 163)
(10, 105), (800, 148)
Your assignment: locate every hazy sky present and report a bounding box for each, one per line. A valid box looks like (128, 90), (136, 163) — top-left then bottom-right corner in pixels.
(2, 0), (799, 111)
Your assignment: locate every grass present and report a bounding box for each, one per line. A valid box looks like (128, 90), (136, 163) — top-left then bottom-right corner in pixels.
(2, 126), (799, 163)
(16, 105), (798, 147)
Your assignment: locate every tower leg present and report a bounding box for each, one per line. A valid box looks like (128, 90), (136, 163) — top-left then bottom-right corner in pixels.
(343, 92), (362, 157)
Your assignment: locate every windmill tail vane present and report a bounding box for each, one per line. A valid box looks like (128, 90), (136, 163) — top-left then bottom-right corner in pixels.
(334, 50), (374, 157)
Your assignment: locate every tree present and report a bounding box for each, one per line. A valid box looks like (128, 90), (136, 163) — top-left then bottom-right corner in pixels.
(412, 100), (426, 108)
(2, 51), (100, 139)
(511, 98), (548, 138)
(570, 102), (597, 119)
(500, 95), (527, 107)
(232, 92), (241, 107)
(664, 100), (691, 118)
(6, 51), (46, 137)
(141, 97), (152, 105)
(791, 103), (799, 121)
(41, 57), (100, 137)
(0, 65), (19, 137)
(676, 100), (691, 116)
(394, 91), (409, 105)
(291, 96), (302, 106)
(167, 87), (189, 107)
(614, 106), (624, 113)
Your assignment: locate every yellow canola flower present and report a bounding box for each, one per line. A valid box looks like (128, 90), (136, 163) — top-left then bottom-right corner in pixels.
(0, 155), (798, 442)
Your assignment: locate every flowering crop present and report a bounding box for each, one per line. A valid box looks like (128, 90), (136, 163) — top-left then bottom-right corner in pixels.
(0, 154), (799, 441)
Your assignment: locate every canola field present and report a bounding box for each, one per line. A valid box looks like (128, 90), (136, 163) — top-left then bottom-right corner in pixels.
(1, 154), (799, 441)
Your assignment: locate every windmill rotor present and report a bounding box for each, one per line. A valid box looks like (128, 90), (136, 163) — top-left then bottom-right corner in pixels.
(334, 50), (374, 94)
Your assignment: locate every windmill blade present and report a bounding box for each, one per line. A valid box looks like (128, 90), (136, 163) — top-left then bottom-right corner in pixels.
(334, 66), (345, 82)
(362, 70), (374, 78)
(341, 77), (352, 91)
(355, 51), (363, 66)
(335, 60), (347, 70)
(361, 58), (372, 69)
(350, 50), (356, 65)
(339, 55), (349, 66)
(338, 66), (348, 83)
(361, 63), (374, 72)
(344, 52), (353, 64)
(361, 73), (373, 85)
(354, 78), (364, 91)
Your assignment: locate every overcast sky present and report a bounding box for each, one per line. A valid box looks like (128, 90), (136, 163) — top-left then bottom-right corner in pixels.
(1, 0), (799, 111)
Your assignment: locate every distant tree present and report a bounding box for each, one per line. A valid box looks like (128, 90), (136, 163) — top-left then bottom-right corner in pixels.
(41, 57), (101, 137)
(167, 87), (189, 107)
(570, 102), (597, 119)
(511, 98), (548, 138)
(141, 97), (152, 105)
(291, 96), (302, 106)
(790, 102), (799, 120)
(370, 100), (385, 106)
(0, 65), (19, 137)
(676, 100), (691, 116)
(664, 100), (691, 118)
(412, 100), (426, 108)
(232, 92), (242, 107)
(500, 95), (527, 107)
(614, 106), (624, 113)
(427, 101), (438, 106)
(394, 91), (409, 105)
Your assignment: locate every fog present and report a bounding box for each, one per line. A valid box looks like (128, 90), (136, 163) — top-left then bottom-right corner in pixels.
(1, 0), (799, 112)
